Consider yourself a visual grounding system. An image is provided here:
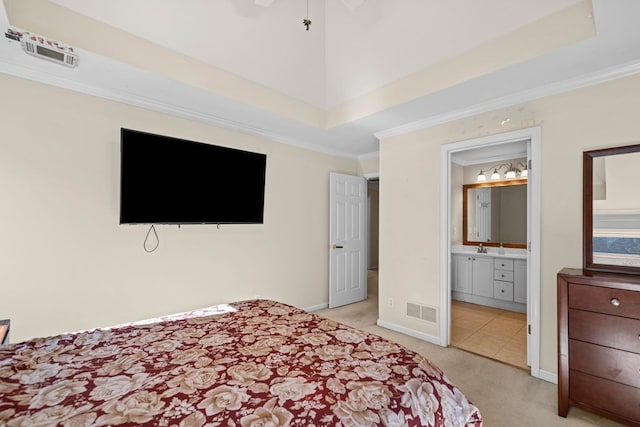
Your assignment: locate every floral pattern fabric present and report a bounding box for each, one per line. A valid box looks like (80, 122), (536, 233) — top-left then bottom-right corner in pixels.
(0, 300), (482, 426)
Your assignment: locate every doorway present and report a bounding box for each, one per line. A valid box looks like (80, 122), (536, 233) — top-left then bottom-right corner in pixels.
(367, 177), (380, 301)
(439, 127), (542, 379)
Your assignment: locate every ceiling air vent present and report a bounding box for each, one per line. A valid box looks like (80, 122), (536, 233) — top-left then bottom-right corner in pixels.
(5, 28), (78, 68)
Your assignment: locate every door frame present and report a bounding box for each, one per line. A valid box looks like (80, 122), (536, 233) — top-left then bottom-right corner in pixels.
(329, 172), (368, 308)
(363, 172), (380, 273)
(439, 127), (542, 379)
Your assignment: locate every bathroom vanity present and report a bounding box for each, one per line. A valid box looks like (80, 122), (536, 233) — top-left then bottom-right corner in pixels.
(452, 247), (527, 313)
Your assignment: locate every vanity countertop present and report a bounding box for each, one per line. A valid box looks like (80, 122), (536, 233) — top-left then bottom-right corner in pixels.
(451, 245), (527, 260)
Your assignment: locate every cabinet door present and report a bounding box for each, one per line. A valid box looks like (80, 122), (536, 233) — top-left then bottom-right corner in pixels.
(473, 256), (494, 297)
(514, 259), (527, 303)
(452, 254), (473, 294)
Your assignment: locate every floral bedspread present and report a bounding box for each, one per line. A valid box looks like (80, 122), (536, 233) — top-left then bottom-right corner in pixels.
(0, 299), (482, 426)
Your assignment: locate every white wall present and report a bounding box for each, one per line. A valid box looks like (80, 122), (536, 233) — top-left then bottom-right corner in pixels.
(0, 74), (357, 342)
(379, 72), (640, 375)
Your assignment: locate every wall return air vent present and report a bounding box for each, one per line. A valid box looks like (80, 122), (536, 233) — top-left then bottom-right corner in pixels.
(406, 302), (438, 324)
(5, 28), (79, 68)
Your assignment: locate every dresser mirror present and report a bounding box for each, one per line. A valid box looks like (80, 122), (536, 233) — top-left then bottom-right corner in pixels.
(463, 179), (527, 248)
(584, 144), (640, 273)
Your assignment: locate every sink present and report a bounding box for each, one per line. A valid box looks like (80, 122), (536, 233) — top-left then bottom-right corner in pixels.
(451, 245), (527, 259)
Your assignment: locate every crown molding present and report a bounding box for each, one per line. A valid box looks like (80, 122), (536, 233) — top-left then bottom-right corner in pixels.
(0, 57), (359, 161)
(375, 59), (640, 141)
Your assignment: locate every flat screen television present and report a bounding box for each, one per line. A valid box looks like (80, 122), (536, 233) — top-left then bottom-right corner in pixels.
(120, 128), (266, 224)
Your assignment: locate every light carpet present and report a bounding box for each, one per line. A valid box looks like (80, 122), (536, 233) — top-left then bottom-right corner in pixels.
(314, 271), (622, 427)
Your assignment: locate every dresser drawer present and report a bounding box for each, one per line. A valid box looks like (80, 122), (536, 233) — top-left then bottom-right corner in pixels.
(494, 281), (513, 301)
(494, 259), (514, 271)
(570, 370), (640, 423)
(569, 283), (640, 320)
(569, 309), (640, 354)
(570, 339), (640, 388)
(494, 270), (514, 282)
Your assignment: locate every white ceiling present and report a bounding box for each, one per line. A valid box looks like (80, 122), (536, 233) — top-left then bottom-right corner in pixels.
(45, 0), (581, 109)
(2, 0), (640, 158)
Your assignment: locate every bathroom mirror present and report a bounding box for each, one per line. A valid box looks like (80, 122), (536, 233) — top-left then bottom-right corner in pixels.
(463, 179), (527, 248)
(584, 144), (640, 273)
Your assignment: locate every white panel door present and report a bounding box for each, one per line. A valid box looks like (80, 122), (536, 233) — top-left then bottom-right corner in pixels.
(329, 173), (366, 308)
(476, 188), (492, 242)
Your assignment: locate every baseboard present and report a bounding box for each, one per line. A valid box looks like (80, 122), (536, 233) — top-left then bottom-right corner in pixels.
(304, 302), (329, 312)
(376, 319), (445, 347)
(537, 369), (558, 384)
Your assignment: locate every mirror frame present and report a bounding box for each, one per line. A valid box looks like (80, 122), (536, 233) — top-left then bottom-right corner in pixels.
(584, 143), (640, 274)
(462, 178), (527, 249)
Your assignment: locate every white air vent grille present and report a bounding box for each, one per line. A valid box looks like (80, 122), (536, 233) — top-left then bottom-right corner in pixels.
(406, 302), (438, 324)
(18, 31), (79, 68)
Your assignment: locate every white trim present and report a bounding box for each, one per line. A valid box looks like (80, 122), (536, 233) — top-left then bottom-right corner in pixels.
(0, 59), (359, 161)
(538, 369), (558, 385)
(452, 151), (528, 167)
(528, 127), (542, 379)
(362, 172), (380, 180)
(376, 319), (445, 346)
(440, 146), (452, 347)
(439, 127), (542, 379)
(303, 302), (329, 312)
(376, 59), (640, 141)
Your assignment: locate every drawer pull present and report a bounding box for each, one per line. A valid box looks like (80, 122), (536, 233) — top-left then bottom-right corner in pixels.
(610, 298), (621, 307)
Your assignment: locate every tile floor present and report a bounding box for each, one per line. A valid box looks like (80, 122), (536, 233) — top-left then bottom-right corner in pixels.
(451, 300), (529, 371)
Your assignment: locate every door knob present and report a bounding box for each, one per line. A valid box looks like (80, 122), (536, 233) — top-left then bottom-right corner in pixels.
(332, 244), (344, 249)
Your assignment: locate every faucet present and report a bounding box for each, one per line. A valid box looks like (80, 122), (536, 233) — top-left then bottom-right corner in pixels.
(477, 244), (487, 254)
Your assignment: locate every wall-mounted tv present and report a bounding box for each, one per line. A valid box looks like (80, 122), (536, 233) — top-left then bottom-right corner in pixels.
(120, 128), (266, 224)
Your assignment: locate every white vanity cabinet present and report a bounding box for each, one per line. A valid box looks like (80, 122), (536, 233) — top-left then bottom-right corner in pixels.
(451, 254), (493, 297)
(452, 252), (527, 312)
(514, 259), (527, 303)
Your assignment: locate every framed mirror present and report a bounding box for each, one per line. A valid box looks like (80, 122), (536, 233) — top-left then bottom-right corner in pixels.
(462, 179), (527, 248)
(584, 144), (640, 273)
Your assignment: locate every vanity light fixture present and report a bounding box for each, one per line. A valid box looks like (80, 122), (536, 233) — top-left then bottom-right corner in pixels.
(505, 164), (520, 179)
(519, 162), (528, 178)
(476, 162), (527, 182)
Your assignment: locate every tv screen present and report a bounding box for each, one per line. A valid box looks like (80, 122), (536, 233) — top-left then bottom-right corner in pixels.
(120, 129), (266, 224)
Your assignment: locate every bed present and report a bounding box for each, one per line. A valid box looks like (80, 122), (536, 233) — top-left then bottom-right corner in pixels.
(0, 299), (482, 426)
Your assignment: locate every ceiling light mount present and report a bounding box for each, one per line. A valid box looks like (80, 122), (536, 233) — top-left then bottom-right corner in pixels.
(303, 0), (312, 31)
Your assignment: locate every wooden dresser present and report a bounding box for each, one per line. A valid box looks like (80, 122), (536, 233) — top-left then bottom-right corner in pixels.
(557, 268), (640, 426)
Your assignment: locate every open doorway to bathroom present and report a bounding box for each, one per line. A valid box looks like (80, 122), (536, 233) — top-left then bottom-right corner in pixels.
(450, 147), (528, 370)
(441, 127), (541, 379)
(367, 178), (379, 300)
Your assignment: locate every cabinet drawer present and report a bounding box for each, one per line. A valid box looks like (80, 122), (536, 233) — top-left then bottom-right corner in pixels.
(494, 270), (513, 282)
(494, 281), (513, 301)
(570, 339), (640, 388)
(569, 283), (640, 320)
(494, 259), (514, 271)
(569, 309), (640, 354)
(570, 370), (640, 423)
